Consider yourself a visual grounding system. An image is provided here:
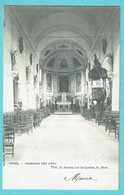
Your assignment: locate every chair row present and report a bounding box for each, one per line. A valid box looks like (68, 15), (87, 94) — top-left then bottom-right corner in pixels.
(81, 108), (119, 140)
(3, 107), (51, 164)
(3, 107), (51, 135)
(96, 111), (119, 140)
(3, 121), (15, 160)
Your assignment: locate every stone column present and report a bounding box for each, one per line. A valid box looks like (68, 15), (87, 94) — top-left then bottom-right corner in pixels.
(112, 45), (119, 111)
(53, 73), (57, 95)
(70, 73), (74, 95)
(42, 71), (46, 107)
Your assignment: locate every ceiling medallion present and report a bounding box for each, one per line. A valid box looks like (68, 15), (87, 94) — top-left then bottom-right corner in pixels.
(58, 44), (69, 49)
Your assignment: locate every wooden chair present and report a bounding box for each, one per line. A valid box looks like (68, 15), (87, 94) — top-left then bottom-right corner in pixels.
(43, 108), (46, 119)
(40, 109), (44, 122)
(37, 109), (41, 126)
(3, 124), (15, 157)
(28, 111), (33, 132)
(97, 111), (105, 126)
(33, 110), (39, 128)
(104, 111), (110, 131)
(17, 111), (29, 134)
(115, 113), (119, 140)
(107, 112), (119, 140)
(108, 114), (116, 134)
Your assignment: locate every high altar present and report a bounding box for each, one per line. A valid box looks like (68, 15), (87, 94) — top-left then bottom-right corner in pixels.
(57, 93), (71, 110)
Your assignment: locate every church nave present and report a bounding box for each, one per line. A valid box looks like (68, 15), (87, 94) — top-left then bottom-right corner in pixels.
(3, 114), (118, 189)
(3, 6), (120, 190)
(4, 114), (118, 166)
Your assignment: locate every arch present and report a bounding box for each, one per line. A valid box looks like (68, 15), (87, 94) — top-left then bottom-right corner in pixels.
(27, 8), (99, 35)
(40, 39), (87, 60)
(35, 24), (92, 49)
(42, 49), (87, 72)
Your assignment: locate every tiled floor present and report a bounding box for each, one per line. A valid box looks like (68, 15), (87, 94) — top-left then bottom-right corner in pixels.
(3, 114), (119, 190)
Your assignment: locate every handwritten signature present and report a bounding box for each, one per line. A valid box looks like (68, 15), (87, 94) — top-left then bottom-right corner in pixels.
(64, 173), (97, 183)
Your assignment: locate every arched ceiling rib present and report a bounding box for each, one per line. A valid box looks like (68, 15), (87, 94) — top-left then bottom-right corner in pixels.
(11, 6), (115, 39)
(9, 6), (117, 66)
(40, 39), (87, 72)
(34, 24), (92, 49)
(27, 9), (99, 35)
(40, 39), (87, 59)
(42, 49), (86, 72)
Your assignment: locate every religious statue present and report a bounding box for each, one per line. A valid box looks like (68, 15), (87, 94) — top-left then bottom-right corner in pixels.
(34, 75), (38, 86)
(26, 66), (31, 81)
(10, 50), (18, 70)
(76, 72), (81, 92)
(47, 73), (52, 91)
(10, 50), (19, 78)
(62, 92), (67, 103)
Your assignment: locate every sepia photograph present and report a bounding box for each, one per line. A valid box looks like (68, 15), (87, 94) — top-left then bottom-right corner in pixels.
(2, 5), (120, 190)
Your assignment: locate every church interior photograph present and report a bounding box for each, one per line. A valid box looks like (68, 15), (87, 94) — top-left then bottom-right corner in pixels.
(3, 6), (120, 189)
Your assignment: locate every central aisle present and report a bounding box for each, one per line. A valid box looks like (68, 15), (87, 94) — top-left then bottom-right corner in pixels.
(3, 114), (119, 189)
(8, 114), (118, 163)
(5, 115), (118, 163)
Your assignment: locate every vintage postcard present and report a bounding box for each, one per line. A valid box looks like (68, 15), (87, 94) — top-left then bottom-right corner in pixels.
(0, 0), (123, 194)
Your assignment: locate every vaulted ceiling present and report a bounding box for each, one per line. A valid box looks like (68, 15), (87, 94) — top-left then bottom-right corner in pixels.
(8, 6), (117, 71)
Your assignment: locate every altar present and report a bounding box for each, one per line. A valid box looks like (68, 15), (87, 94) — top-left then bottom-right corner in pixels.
(56, 93), (71, 110)
(57, 102), (71, 110)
